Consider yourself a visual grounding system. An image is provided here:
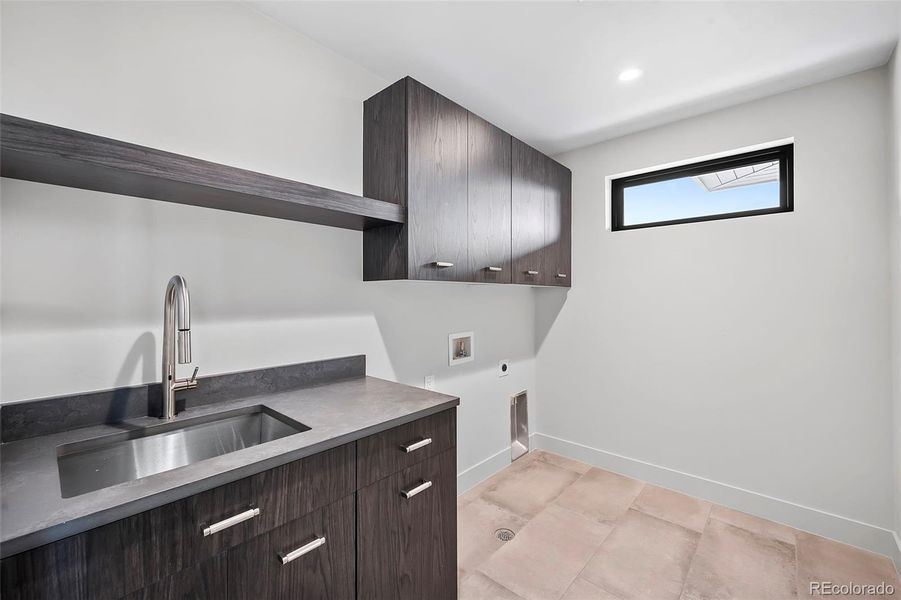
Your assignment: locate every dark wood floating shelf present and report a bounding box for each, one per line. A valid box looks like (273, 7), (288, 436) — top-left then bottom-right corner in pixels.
(0, 114), (405, 230)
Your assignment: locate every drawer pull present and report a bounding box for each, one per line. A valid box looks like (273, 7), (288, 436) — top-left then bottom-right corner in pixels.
(556, 273), (568, 278)
(202, 507), (260, 536)
(433, 261), (454, 268)
(486, 266), (503, 272)
(279, 536), (326, 565)
(401, 437), (432, 453)
(401, 480), (433, 499)
(525, 270), (539, 276)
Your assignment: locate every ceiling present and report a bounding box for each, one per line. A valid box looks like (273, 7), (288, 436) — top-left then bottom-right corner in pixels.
(251, 1), (901, 155)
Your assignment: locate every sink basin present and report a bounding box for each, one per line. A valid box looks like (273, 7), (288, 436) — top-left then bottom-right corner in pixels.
(56, 405), (309, 498)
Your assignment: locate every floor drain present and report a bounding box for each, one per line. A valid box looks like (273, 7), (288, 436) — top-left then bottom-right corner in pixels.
(495, 528), (515, 542)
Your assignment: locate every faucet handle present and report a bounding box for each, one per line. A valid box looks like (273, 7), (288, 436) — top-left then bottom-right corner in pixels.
(172, 366), (199, 393)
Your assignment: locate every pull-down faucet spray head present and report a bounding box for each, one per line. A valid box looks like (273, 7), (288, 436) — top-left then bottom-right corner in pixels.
(177, 330), (191, 364)
(172, 279), (191, 363)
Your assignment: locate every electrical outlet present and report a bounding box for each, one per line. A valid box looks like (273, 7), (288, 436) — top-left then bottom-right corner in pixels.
(498, 360), (510, 377)
(424, 375), (436, 390)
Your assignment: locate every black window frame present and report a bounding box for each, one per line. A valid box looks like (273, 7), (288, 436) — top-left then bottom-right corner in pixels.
(611, 143), (793, 231)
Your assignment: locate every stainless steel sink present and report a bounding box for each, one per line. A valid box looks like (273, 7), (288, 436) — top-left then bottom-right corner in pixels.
(56, 405), (309, 498)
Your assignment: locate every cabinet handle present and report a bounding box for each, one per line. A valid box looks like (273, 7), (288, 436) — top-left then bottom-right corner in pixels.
(400, 480), (433, 499)
(556, 273), (568, 278)
(432, 261), (454, 268)
(486, 266), (503, 272)
(401, 437), (432, 453)
(279, 536), (326, 565)
(525, 270), (539, 276)
(202, 507), (260, 536)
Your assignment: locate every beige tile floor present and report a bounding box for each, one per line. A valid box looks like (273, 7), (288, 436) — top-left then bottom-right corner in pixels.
(458, 451), (900, 600)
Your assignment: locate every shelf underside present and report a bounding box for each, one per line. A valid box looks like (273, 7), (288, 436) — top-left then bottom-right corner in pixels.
(0, 114), (405, 230)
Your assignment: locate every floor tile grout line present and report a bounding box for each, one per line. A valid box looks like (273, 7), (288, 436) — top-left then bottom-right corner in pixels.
(558, 478), (704, 600)
(462, 460), (587, 597)
(478, 456), (590, 523)
(562, 521), (624, 600)
(473, 454), (622, 600)
(545, 450), (814, 553)
(459, 494), (533, 581)
(469, 568), (527, 600)
(628, 483), (713, 534)
(474, 499), (606, 600)
(462, 452), (895, 600)
(677, 510), (720, 600)
(675, 520), (705, 600)
(555, 482), (649, 600)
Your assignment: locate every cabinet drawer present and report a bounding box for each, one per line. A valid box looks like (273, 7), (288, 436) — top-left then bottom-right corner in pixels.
(356, 408), (456, 488)
(228, 495), (355, 600)
(357, 448), (457, 600)
(123, 442), (354, 591)
(250, 441), (356, 537)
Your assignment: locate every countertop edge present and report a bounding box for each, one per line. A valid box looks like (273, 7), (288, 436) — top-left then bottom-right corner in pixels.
(0, 395), (459, 559)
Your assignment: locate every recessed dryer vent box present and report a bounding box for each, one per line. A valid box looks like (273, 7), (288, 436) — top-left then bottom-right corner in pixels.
(448, 332), (474, 366)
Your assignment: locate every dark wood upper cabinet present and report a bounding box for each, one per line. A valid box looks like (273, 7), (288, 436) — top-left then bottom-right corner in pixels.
(407, 79), (470, 281)
(512, 138), (547, 285)
(512, 138), (571, 287)
(363, 79), (407, 208)
(363, 77), (570, 286)
(544, 159), (572, 287)
(468, 113), (512, 283)
(363, 77), (469, 282)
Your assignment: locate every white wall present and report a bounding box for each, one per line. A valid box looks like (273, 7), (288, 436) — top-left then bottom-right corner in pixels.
(3, 1), (898, 561)
(0, 1), (539, 480)
(536, 69), (896, 551)
(889, 31), (901, 564)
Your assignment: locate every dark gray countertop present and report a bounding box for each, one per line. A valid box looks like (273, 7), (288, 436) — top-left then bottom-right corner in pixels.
(0, 375), (458, 558)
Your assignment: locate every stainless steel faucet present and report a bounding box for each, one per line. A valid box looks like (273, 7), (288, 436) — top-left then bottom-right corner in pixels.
(161, 275), (198, 419)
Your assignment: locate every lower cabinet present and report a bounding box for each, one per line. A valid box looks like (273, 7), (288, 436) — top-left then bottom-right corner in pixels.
(0, 408), (457, 600)
(123, 555), (227, 600)
(229, 495), (355, 600)
(357, 449), (457, 600)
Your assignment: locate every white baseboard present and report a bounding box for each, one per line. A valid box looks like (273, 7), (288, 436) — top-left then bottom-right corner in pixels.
(891, 531), (901, 575)
(531, 432), (901, 565)
(457, 446), (513, 494)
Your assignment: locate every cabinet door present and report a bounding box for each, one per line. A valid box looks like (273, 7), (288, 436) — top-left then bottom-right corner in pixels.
(407, 78), (470, 281)
(123, 555), (226, 600)
(468, 112), (512, 283)
(512, 138), (547, 284)
(542, 160), (572, 287)
(357, 448), (457, 600)
(0, 520), (126, 600)
(228, 496), (355, 600)
(0, 480), (252, 600)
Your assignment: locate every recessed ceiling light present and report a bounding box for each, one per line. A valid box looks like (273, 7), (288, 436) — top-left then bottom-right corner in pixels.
(618, 68), (643, 82)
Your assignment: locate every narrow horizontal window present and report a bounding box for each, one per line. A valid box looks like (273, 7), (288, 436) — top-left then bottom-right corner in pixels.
(611, 144), (793, 230)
